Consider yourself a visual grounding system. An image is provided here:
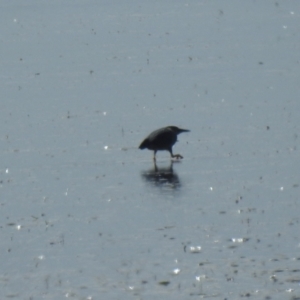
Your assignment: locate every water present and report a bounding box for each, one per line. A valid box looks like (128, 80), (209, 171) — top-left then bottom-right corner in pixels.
(1, 0), (300, 299)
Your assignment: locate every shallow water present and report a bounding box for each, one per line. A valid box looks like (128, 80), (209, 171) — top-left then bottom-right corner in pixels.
(1, 0), (300, 299)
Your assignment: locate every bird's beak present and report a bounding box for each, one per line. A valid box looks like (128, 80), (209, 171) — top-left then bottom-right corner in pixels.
(178, 128), (190, 133)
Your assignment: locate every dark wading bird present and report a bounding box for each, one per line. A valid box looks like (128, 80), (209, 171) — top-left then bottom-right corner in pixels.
(139, 126), (190, 161)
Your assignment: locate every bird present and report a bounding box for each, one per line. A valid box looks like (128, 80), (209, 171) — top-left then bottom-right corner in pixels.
(139, 126), (190, 161)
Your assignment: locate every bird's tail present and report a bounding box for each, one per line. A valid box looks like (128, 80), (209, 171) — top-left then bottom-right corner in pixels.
(139, 139), (149, 149)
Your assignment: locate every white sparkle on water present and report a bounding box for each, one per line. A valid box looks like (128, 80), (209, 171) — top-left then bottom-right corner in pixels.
(190, 246), (201, 253)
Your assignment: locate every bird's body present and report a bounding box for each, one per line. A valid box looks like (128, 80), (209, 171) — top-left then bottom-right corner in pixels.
(139, 126), (190, 160)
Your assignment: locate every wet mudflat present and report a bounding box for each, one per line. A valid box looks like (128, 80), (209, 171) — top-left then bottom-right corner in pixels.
(1, 0), (300, 299)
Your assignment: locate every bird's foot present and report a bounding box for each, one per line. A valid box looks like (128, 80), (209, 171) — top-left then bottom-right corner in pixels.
(172, 154), (183, 160)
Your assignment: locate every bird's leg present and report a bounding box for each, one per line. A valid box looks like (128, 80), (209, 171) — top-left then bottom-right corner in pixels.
(169, 149), (183, 160)
(153, 150), (157, 161)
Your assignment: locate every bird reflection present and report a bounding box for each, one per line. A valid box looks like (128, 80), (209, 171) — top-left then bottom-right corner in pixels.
(140, 161), (181, 190)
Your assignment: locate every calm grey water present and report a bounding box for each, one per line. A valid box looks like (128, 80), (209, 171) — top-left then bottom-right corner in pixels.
(1, 1), (300, 299)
